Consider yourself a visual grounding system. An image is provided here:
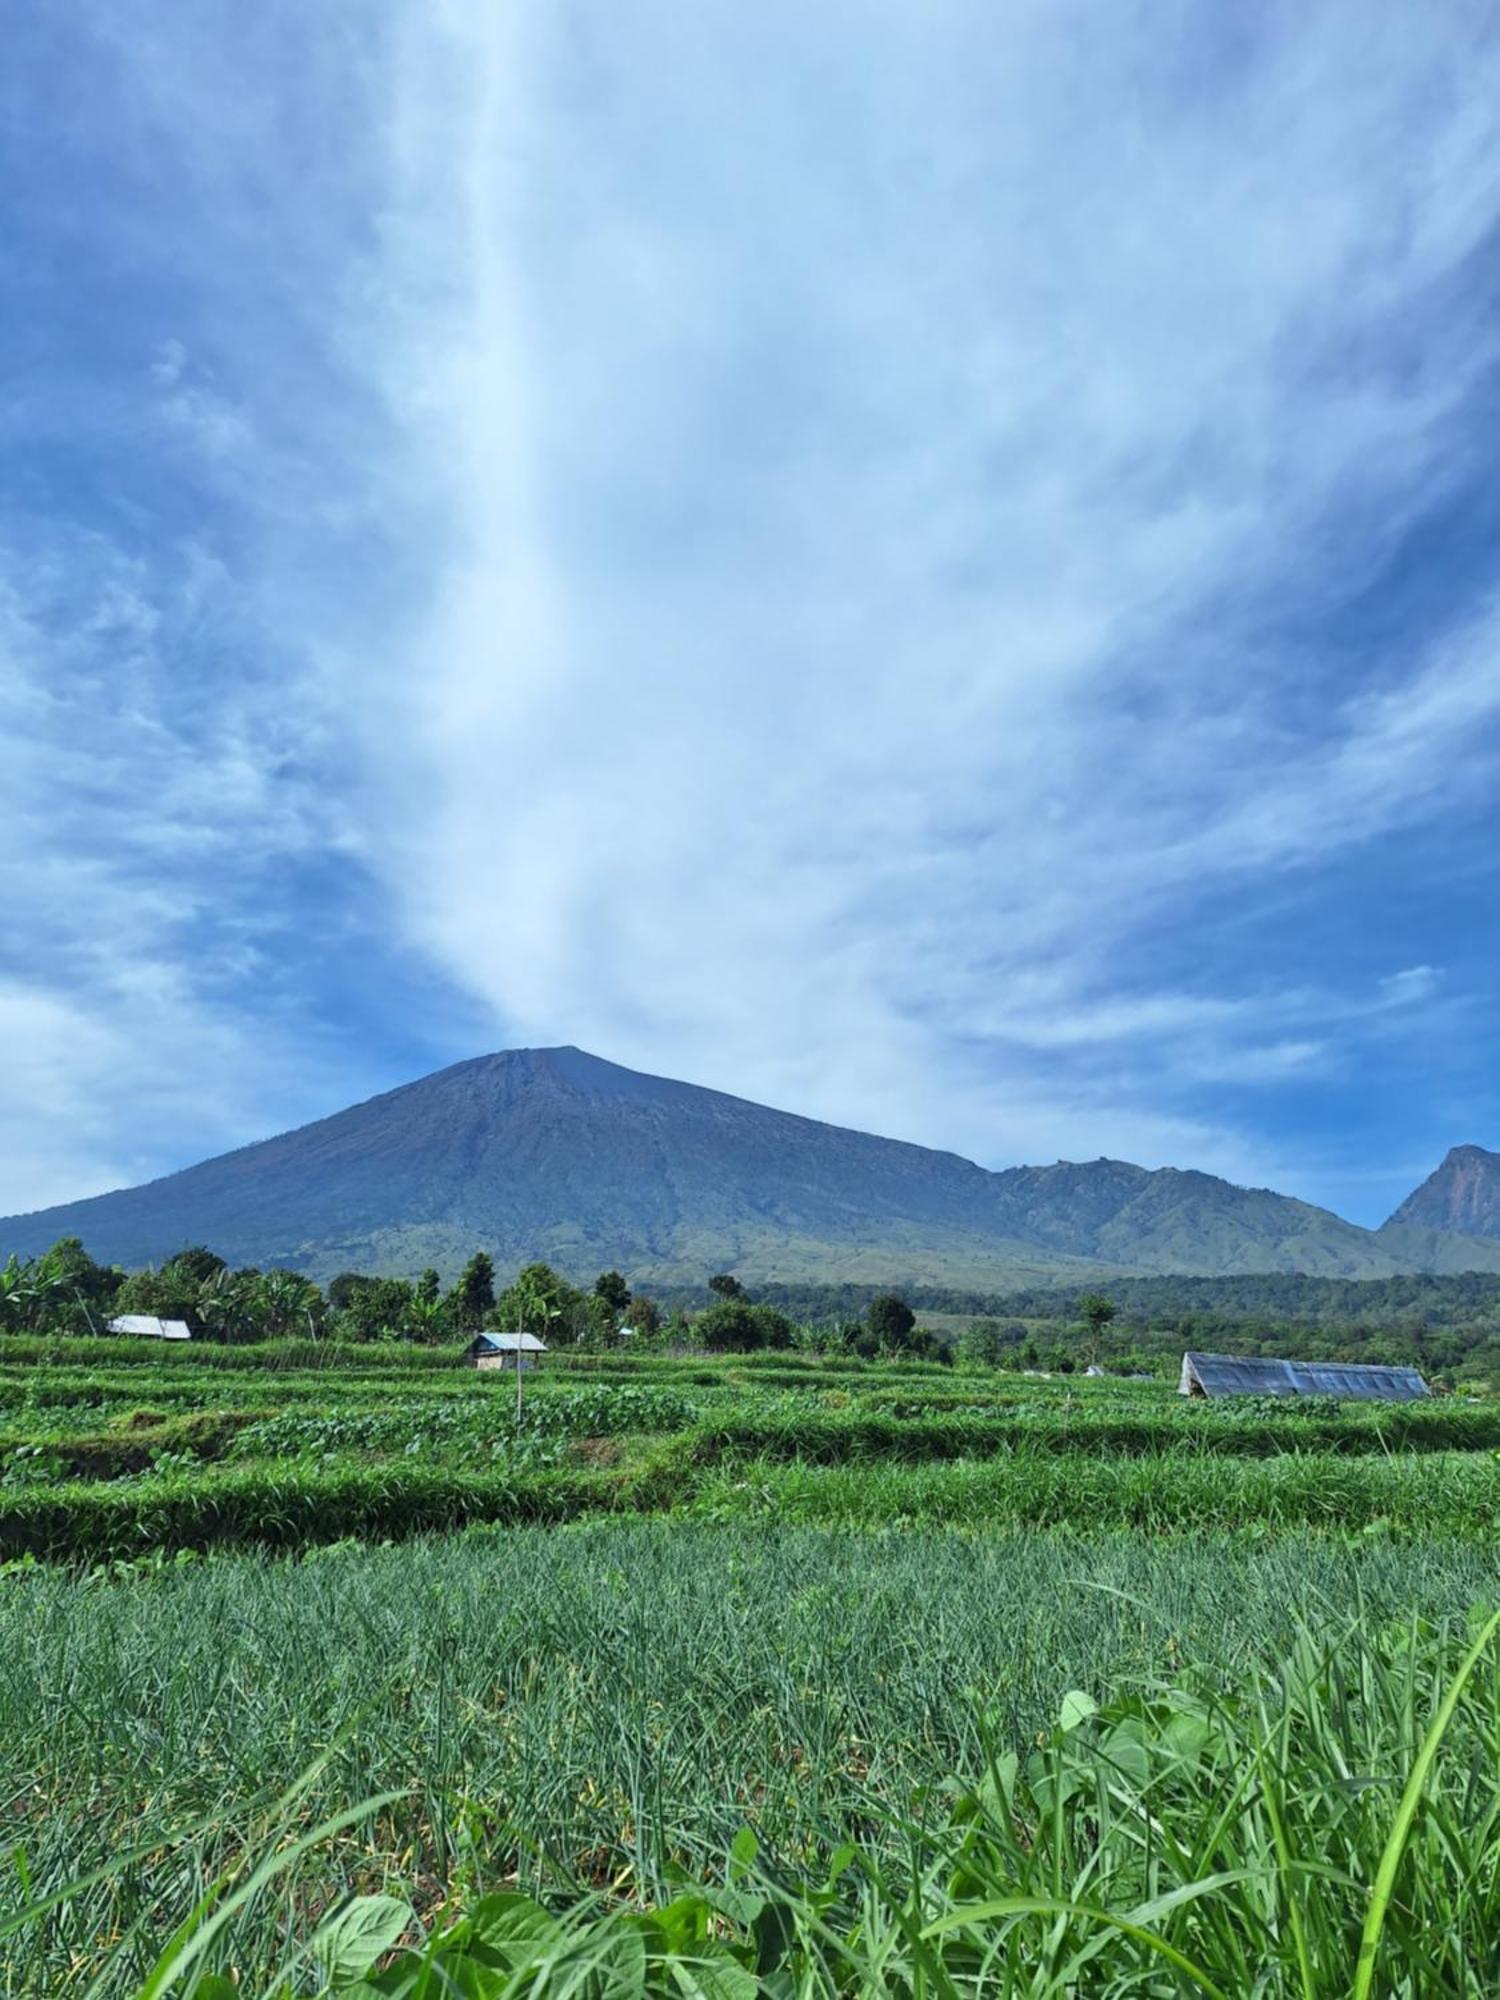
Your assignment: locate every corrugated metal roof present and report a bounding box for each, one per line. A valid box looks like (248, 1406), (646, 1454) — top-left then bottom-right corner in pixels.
(108, 1314), (192, 1340)
(1179, 1352), (1428, 1400)
(473, 1330), (548, 1352)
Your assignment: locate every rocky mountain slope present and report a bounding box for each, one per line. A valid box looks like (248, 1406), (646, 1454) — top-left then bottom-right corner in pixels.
(3, 1046), (1499, 1285)
(1384, 1144), (1500, 1241)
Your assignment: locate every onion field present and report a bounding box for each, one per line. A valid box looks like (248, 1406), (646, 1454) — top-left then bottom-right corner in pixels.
(2, 1342), (1499, 1993)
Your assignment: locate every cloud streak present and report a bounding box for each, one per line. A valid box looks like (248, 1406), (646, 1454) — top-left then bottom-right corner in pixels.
(3, 2), (1500, 1225)
(354, 2), (1500, 1202)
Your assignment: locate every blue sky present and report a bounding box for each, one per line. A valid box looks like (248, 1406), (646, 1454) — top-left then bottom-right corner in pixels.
(3, 2), (1499, 1227)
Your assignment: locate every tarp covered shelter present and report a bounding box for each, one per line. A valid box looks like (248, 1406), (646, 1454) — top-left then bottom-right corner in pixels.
(108, 1314), (191, 1341)
(1179, 1351), (1428, 1401)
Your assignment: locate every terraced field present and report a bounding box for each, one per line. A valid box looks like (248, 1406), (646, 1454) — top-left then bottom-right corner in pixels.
(2, 1341), (1498, 1993)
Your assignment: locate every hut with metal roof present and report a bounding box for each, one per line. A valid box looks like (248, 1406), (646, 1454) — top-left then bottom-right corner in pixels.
(108, 1313), (191, 1341)
(466, 1330), (548, 1372)
(1179, 1351), (1428, 1401)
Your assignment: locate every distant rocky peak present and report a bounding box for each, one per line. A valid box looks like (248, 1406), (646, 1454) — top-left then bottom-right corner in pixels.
(1385, 1144), (1500, 1240)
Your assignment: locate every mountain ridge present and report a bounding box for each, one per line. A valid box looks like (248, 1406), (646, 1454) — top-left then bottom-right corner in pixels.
(3, 1045), (1498, 1286)
(1383, 1144), (1500, 1242)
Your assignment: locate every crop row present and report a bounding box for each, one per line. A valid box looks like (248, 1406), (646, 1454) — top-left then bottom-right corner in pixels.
(0, 1335), (964, 1381)
(0, 1459), (624, 1559)
(694, 1447), (1500, 1535)
(682, 1401), (1500, 1461)
(9, 1389), (1500, 1494)
(5, 1440), (1500, 1558)
(225, 1382), (704, 1458)
(0, 1374), (1144, 1431)
(0, 1386), (708, 1481)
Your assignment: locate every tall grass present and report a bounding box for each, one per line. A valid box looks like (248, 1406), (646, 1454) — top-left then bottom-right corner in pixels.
(2, 1526), (1497, 1992)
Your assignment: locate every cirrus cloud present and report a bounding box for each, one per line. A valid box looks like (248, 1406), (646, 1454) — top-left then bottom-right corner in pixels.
(1, 1), (1499, 1227)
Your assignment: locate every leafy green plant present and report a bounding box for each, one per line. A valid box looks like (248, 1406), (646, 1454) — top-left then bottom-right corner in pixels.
(0, 1444), (68, 1488)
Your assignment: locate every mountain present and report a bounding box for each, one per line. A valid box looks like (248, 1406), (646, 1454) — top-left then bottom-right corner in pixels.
(0, 1047), (1091, 1286)
(3, 1045), (1500, 1285)
(1383, 1145), (1500, 1241)
(987, 1161), (1439, 1278)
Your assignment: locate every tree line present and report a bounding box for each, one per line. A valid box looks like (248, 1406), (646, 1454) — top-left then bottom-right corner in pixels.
(0, 1239), (953, 1360)
(752, 1271), (1500, 1333)
(10, 1235), (1495, 1379)
(0, 1238), (653, 1347)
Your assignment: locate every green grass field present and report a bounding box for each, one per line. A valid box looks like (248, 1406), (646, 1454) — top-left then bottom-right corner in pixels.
(3, 1341), (1499, 1993)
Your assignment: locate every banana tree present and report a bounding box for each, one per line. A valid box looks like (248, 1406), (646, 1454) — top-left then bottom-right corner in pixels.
(0, 1253), (69, 1334)
(506, 1271), (565, 1415)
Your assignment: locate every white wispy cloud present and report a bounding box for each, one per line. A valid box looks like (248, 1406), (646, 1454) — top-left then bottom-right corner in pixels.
(345, 2), (1500, 1187)
(1379, 965), (1442, 1007)
(0, 489), (355, 1211)
(3, 1), (1499, 1224)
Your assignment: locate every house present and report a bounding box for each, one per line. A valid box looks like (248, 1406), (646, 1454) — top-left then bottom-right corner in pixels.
(108, 1314), (192, 1341)
(466, 1330), (548, 1372)
(1178, 1351), (1428, 1401)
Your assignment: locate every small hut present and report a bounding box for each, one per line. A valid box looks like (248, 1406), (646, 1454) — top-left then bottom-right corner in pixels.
(466, 1330), (548, 1373)
(108, 1314), (192, 1341)
(1179, 1352), (1428, 1401)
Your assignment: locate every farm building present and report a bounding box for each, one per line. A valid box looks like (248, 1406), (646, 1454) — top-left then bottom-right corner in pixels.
(108, 1314), (191, 1341)
(466, 1330), (548, 1372)
(1179, 1351), (1428, 1401)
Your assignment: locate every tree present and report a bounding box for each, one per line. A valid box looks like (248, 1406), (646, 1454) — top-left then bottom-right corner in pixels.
(959, 1318), (1007, 1368)
(1078, 1292), (1118, 1366)
(167, 1246), (228, 1287)
(0, 1253), (73, 1334)
(403, 1288), (449, 1342)
(1079, 1293), (1117, 1336)
(46, 1236), (119, 1302)
(624, 1295), (661, 1337)
(501, 1262), (580, 1343)
(327, 1273), (371, 1314)
(709, 1274), (746, 1301)
(866, 1293), (917, 1351)
(833, 1317), (878, 1359)
(329, 1276), (414, 1342)
(253, 1268), (324, 1341)
(581, 1291), (621, 1349)
(194, 1267), (268, 1343)
(696, 1301), (796, 1353)
(114, 1262), (200, 1326)
(448, 1252), (497, 1332)
(750, 1305), (796, 1350)
(14, 1238), (122, 1334)
(415, 1268), (441, 1305)
(696, 1301), (756, 1352)
(594, 1270), (631, 1314)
